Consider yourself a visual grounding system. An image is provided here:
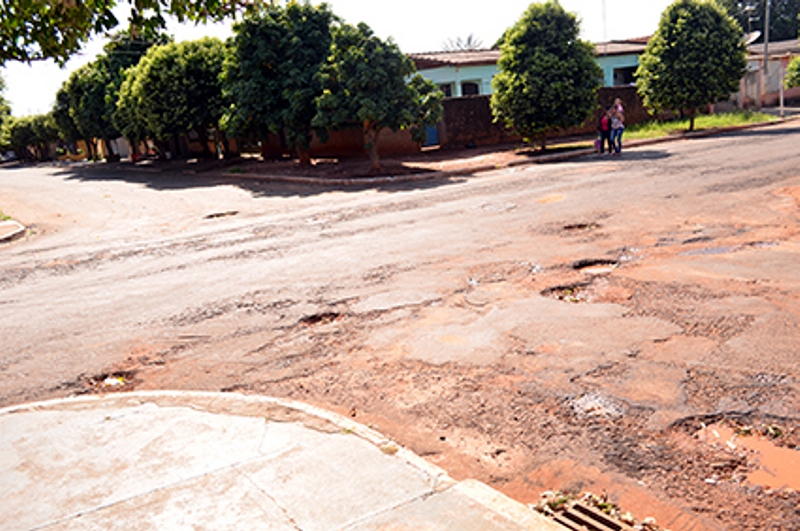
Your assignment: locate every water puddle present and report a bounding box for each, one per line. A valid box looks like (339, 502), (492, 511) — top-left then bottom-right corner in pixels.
(683, 246), (739, 256)
(682, 241), (779, 256)
(698, 423), (800, 490)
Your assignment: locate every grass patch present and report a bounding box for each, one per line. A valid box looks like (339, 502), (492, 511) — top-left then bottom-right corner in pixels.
(626, 110), (777, 140)
(0, 209), (10, 221)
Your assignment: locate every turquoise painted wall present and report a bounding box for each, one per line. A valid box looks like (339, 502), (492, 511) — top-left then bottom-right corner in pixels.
(596, 53), (640, 87)
(419, 64), (499, 96)
(418, 53), (642, 96)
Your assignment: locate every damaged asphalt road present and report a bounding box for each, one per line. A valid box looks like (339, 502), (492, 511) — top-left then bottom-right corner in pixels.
(2, 122), (800, 531)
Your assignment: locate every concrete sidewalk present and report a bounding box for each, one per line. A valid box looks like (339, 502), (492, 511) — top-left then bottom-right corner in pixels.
(0, 391), (563, 531)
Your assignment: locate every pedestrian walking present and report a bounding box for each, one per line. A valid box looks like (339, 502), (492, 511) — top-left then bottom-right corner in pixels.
(610, 99), (625, 155)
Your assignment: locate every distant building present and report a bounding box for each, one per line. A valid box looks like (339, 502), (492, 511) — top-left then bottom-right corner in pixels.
(742, 38), (800, 107)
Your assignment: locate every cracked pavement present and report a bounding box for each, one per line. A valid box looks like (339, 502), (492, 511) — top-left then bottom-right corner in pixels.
(2, 122), (800, 531)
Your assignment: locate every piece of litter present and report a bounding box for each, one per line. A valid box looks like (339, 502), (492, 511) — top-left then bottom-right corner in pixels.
(103, 376), (125, 387)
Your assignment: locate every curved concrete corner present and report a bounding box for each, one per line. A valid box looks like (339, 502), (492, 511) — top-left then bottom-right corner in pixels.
(0, 219), (26, 243)
(0, 391), (562, 531)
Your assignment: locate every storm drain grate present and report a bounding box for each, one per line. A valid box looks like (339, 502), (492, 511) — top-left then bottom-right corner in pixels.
(554, 502), (635, 531)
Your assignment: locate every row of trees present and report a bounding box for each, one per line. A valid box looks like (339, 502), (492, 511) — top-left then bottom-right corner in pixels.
(490, 0), (799, 142)
(3, 3), (443, 171)
(2, 0), (799, 165)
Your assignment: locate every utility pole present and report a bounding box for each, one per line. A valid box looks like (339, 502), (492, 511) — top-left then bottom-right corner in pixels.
(762, 0), (771, 107)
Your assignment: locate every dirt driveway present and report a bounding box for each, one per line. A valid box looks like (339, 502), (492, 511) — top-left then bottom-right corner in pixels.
(2, 122), (800, 531)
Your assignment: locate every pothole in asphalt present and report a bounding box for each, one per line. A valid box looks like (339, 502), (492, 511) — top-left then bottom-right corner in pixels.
(747, 241), (779, 249)
(299, 312), (342, 326)
(204, 210), (239, 219)
(541, 282), (591, 303)
(84, 370), (138, 392)
(682, 236), (714, 245)
(571, 258), (619, 275)
(563, 222), (600, 232)
(568, 393), (625, 418)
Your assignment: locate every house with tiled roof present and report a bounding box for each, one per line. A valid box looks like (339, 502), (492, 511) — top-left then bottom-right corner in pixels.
(742, 38), (800, 107)
(409, 37), (650, 98)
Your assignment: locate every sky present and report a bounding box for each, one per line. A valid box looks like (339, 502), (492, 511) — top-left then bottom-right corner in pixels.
(2, 0), (674, 116)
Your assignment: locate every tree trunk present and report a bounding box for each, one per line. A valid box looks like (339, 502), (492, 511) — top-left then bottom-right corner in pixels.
(218, 130), (237, 160)
(364, 123), (381, 172)
(173, 133), (186, 159)
(296, 144), (311, 166)
(688, 109), (697, 132)
(85, 139), (96, 161)
(156, 139), (168, 160)
(197, 127), (212, 159)
(539, 131), (548, 151)
(260, 137), (270, 159)
(103, 138), (120, 162)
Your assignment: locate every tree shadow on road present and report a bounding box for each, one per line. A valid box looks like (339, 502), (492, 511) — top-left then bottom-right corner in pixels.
(715, 123), (800, 139)
(47, 163), (469, 199)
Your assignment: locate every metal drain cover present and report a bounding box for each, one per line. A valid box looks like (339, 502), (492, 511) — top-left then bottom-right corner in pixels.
(554, 502), (635, 531)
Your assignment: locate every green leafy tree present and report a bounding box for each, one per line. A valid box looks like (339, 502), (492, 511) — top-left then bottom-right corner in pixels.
(118, 38), (227, 157)
(313, 22), (443, 171)
(2, 114), (57, 161)
(114, 66), (150, 154)
(0, 74), (10, 131)
(0, 0), (262, 66)
(637, 0), (747, 131)
(786, 56), (800, 88)
(2, 116), (37, 161)
(717, 0), (799, 42)
(490, 1), (603, 149)
(223, 2), (334, 164)
(52, 87), (84, 153)
(59, 61), (120, 160)
(103, 30), (171, 156)
(30, 113), (60, 160)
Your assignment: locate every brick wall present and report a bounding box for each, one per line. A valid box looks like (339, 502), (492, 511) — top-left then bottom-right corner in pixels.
(438, 86), (650, 148)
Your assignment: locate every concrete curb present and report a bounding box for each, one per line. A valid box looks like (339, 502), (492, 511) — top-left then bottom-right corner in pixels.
(0, 219), (26, 243)
(1, 391), (559, 530)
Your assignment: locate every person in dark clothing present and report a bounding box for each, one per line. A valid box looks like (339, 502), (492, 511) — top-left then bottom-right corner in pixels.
(598, 106), (612, 155)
